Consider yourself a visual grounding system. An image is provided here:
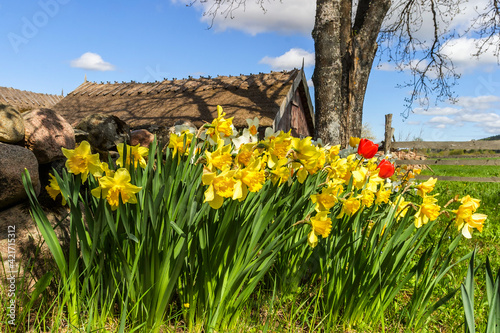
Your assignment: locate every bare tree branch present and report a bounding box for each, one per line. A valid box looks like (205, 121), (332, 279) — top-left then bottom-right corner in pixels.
(379, 0), (466, 118)
(188, 0), (279, 29)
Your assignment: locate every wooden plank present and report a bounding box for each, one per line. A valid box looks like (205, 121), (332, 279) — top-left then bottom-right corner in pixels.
(392, 140), (500, 150)
(429, 154), (500, 159)
(24, 91), (38, 107)
(103, 84), (125, 96)
(384, 114), (392, 154)
(111, 83), (133, 96)
(72, 81), (93, 96)
(396, 159), (500, 166)
(415, 175), (500, 182)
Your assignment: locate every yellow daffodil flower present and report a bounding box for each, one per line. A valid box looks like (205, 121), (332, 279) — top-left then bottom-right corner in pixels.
(205, 106), (234, 142)
(307, 211), (333, 248)
(270, 158), (291, 186)
(235, 143), (256, 167)
(375, 187), (391, 205)
(202, 168), (239, 209)
(366, 157), (379, 172)
(351, 166), (368, 189)
(291, 137), (322, 172)
(294, 165), (309, 184)
(100, 162), (115, 177)
(168, 132), (194, 158)
(458, 213), (487, 238)
(205, 140), (233, 171)
(326, 144), (341, 164)
(416, 177), (437, 197)
(327, 157), (349, 180)
(337, 196), (361, 219)
(61, 140), (102, 182)
(454, 203), (473, 224)
(91, 168), (142, 210)
(453, 197), (487, 238)
(46, 173), (66, 205)
(460, 195), (481, 211)
(310, 185), (342, 212)
(360, 189), (375, 208)
(414, 196), (440, 228)
(266, 131), (293, 168)
(117, 143), (149, 168)
(349, 137), (361, 148)
(366, 174), (384, 193)
(238, 158), (266, 192)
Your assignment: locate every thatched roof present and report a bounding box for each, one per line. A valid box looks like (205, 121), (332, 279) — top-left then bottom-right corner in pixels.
(0, 86), (63, 112)
(53, 69), (313, 129)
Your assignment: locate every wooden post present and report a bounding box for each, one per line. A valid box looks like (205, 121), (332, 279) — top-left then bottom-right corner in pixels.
(384, 114), (393, 154)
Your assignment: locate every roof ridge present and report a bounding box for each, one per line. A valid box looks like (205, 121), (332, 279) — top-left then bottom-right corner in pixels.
(0, 85), (62, 97)
(133, 69), (299, 86)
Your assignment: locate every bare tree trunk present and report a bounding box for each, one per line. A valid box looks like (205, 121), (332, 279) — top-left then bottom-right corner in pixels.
(312, 0), (343, 146)
(313, 0), (391, 147)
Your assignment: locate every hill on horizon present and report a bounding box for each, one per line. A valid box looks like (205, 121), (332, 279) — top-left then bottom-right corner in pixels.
(481, 134), (500, 141)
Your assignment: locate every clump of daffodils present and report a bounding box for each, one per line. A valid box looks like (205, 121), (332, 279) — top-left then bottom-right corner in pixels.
(47, 141), (148, 210)
(190, 107), (486, 248)
(47, 105), (487, 247)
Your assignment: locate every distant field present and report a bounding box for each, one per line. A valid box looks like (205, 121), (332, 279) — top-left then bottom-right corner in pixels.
(420, 163), (500, 178)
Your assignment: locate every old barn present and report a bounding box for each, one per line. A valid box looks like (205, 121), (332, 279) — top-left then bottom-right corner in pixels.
(53, 68), (315, 137)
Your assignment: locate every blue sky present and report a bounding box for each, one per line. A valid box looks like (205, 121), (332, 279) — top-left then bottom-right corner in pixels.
(1, 0), (499, 142)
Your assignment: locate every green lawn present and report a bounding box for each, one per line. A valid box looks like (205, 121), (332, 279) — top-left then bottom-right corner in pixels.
(410, 163), (500, 332)
(422, 163), (500, 178)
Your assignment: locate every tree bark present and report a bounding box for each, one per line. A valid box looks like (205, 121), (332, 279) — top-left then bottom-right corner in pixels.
(313, 0), (391, 147)
(312, 0), (343, 146)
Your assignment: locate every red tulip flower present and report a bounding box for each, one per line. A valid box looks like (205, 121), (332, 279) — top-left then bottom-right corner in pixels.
(377, 159), (395, 178)
(357, 138), (378, 159)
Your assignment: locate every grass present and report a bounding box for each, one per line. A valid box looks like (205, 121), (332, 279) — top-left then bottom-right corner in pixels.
(423, 163), (500, 178)
(418, 162), (500, 332)
(2, 161), (499, 332)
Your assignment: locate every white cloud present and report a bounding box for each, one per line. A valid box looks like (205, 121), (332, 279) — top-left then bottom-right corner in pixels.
(482, 120), (500, 133)
(70, 52), (116, 71)
(407, 120), (421, 125)
(173, 0), (315, 35)
(413, 93), (500, 134)
(384, 0), (490, 44)
(441, 37), (500, 73)
(456, 95), (500, 110)
(428, 116), (456, 124)
(413, 106), (460, 116)
(259, 48), (314, 70)
(382, 1), (499, 76)
(457, 112), (500, 123)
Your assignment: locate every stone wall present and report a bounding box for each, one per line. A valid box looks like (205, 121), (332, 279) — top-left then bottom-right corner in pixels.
(0, 104), (75, 290)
